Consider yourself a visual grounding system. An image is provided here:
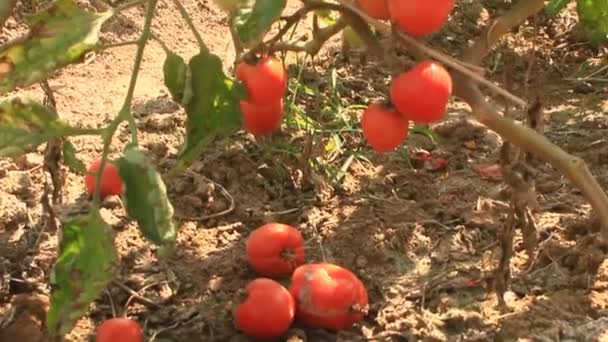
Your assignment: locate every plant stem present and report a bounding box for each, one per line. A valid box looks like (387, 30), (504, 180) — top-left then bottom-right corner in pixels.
(171, 0), (207, 51)
(97, 40), (140, 51)
(114, 0), (148, 13)
(91, 0), (158, 209)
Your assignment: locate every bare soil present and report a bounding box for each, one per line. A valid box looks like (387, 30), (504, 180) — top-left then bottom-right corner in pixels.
(1, 0), (608, 341)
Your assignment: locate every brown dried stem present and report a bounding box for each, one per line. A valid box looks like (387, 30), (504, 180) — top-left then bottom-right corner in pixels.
(337, 0), (608, 240)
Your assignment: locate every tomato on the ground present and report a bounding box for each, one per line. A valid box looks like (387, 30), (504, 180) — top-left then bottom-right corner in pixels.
(289, 263), (369, 331)
(234, 278), (295, 339)
(246, 222), (305, 278)
(361, 102), (410, 152)
(236, 55), (287, 106)
(387, 0), (455, 36)
(390, 60), (452, 124)
(95, 318), (143, 342)
(84, 158), (123, 198)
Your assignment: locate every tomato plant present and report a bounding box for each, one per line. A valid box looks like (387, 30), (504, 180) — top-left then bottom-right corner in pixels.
(95, 318), (143, 342)
(387, 0), (455, 36)
(360, 102), (410, 152)
(390, 60), (453, 124)
(358, 0), (390, 20)
(289, 263), (369, 331)
(84, 158), (123, 198)
(236, 55), (287, 106)
(246, 223), (305, 278)
(240, 98), (285, 135)
(234, 278), (295, 339)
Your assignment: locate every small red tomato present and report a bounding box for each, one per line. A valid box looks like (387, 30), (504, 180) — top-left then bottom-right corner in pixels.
(240, 99), (284, 135)
(387, 0), (455, 36)
(361, 102), (410, 152)
(390, 60), (452, 124)
(289, 263), (369, 331)
(246, 223), (305, 278)
(84, 158), (123, 198)
(95, 318), (143, 342)
(358, 0), (390, 19)
(236, 55), (287, 106)
(235, 278), (295, 339)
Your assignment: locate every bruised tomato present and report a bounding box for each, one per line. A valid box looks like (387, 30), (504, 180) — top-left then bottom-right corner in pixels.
(387, 0), (455, 36)
(236, 55), (287, 106)
(234, 278), (295, 339)
(84, 158), (123, 198)
(95, 318), (143, 342)
(389, 60), (452, 124)
(240, 99), (284, 135)
(246, 223), (305, 278)
(289, 263), (368, 331)
(358, 0), (390, 20)
(361, 102), (409, 152)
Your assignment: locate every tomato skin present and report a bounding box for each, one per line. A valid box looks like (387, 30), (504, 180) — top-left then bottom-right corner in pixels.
(235, 278), (295, 339)
(240, 99), (284, 135)
(84, 158), (123, 198)
(95, 318), (143, 342)
(387, 0), (455, 36)
(246, 223), (305, 278)
(390, 60), (452, 124)
(358, 0), (390, 19)
(361, 103), (409, 152)
(289, 263), (368, 332)
(236, 56), (287, 106)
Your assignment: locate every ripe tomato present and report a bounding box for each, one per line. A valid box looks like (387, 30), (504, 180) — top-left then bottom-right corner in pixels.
(246, 223), (305, 278)
(84, 158), (123, 198)
(240, 99), (284, 135)
(289, 263), (368, 332)
(358, 0), (390, 20)
(234, 278), (295, 339)
(387, 0), (455, 36)
(390, 60), (452, 124)
(236, 55), (287, 106)
(361, 103), (409, 152)
(95, 318), (143, 342)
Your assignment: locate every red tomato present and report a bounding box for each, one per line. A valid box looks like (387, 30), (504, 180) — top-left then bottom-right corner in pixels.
(84, 158), (123, 198)
(361, 102), (410, 152)
(387, 0), (455, 36)
(240, 99), (284, 135)
(235, 278), (295, 339)
(236, 55), (287, 106)
(358, 0), (390, 19)
(246, 223), (305, 278)
(95, 318), (143, 342)
(289, 263), (368, 332)
(389, 60), (452, 124)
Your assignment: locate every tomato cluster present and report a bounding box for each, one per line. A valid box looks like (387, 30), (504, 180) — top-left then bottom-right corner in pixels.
(235, 222), (369, 339)
(236, 55), (287, 135)
(357, 0), (454, 153)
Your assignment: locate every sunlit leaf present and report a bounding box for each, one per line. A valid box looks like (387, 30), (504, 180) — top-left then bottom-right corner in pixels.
(46, 211), (118, 336)
(0, 96), (81, 156)
(0, 0), (112, 93)
(172, 50), (246, 174)
(117, 146), (177, 257)
(577, 0), (608, 46)
(62, 139), (86, 174)
(233, 0), (287, 48)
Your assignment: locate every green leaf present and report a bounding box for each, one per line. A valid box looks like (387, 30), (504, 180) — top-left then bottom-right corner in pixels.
(162, 50), (189, 104)
(545, 0), (571, 15)
(0, 96), (77, 156)
(46, 211), (118, 336)
(576, 0), (608, 46)
(0, 0), (112, 93)
(233, 0), (287, 48)
(62, 139), (87, 174)
(117, 147), (177, 256)
(172, 50), (246, 174)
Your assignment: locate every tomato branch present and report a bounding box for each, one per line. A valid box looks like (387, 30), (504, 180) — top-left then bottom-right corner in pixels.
(0, 0), (17, 31)
(266, 17), (348, 56)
